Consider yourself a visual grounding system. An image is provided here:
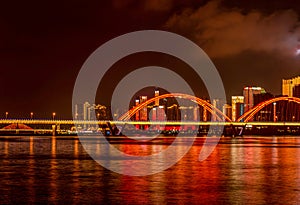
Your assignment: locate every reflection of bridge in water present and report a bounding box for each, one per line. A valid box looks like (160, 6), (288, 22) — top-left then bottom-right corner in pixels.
(1, 93), (300, 136)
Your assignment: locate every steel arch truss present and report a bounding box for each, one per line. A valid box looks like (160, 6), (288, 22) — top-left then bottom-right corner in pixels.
(118, 93), (231, 122)
(237, 96), (300, 122)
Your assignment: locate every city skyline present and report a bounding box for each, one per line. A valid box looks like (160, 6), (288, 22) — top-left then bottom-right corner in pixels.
(1, 0), (300, 118)
(1, 74), (299, 119)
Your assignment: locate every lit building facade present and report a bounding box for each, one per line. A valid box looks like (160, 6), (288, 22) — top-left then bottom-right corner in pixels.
(157, 106), (165, 121)
(282, 76), (300, 97)
(151, 107), (157, 121)
(135, 99), (140, 121)
(232, 96), (244, 121)
(243, 86), (265, 112)
(139, 96), (148, 121)
(154, 90), (159, 106)
(75, 102), (108, 121)
(74, 104), (79, 120)
(83, 102), (90, 121)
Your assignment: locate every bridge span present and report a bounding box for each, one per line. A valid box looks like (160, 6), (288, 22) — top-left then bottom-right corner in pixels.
(0, 119), (300, 126)
(0, 119), (300, 136)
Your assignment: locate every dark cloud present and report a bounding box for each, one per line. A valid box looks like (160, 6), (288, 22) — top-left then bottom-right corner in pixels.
(166, 0), (300, 58)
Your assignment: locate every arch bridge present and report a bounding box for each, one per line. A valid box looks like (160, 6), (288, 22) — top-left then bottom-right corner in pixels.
(237, 96), (300, 122)
(1, 94), (300, 136)
(118, 93), (231, 122)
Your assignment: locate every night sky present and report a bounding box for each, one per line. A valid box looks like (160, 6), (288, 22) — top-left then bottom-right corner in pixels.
(1, 0), (300, 119)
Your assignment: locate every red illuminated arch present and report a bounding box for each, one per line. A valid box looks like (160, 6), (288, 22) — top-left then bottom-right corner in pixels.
(237, 96), (300, 122)
(118, 93), (232, 122)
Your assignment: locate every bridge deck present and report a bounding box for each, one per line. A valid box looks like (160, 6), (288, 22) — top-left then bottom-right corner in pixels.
(0, 119), (299, 126)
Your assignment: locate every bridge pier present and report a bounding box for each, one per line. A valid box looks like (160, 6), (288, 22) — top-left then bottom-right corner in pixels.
(223, 124), (245, 137)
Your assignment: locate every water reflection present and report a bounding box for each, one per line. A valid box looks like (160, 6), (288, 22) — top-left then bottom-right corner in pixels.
(4, 140), (8, 156)
(50, 136), (58, 203)
(0, 136), (299, 203)
(28, 136), (35, 203)
(72, 139), (80, 203)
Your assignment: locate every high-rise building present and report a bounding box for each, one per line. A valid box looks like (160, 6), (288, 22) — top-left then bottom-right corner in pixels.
(243, 87), (265, 112)
(135, 99), (140, 121)
(193, 106), (199, 121)
(151, 107), (157, 121)
(166, 104), (178, 121)
(75, 102), (108, 121)
(157, 105), (165, 121)
(293, 84), (300, 98)
(253, 92), (273, 106)
(135, 99), (140, 129)
(74, 104), (79, 120)
(232, 96), (244, 121)
(83, 102), (91, 121)
(222, 104), (232, 120)
(154, 90), (159, 106)
(74, 103), (84, 120)
(150, 105), (165, 130)
(139, 96), (148, 121)
(282, 76), (300, 97)
(212, 99), (225, 121)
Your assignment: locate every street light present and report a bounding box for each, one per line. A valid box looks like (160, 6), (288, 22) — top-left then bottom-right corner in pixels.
(30, 112), (33, 119)
(5, 112), (8, 119)
(52, 112), (56, 120)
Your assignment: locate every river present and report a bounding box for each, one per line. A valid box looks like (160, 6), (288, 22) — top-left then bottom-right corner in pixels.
(0, 136), (299, 204)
